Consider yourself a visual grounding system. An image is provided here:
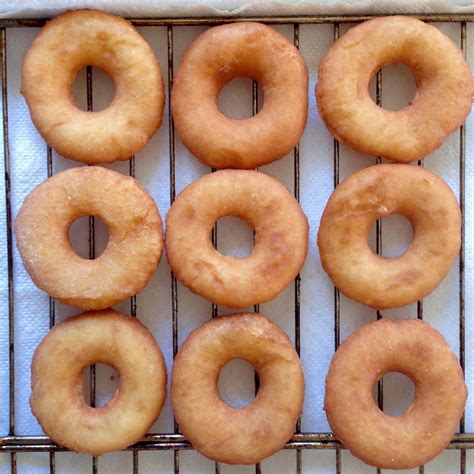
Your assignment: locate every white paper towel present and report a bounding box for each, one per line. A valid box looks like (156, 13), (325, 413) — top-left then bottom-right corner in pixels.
(0, 7), (472, 474)
(0, 0), (474, 19)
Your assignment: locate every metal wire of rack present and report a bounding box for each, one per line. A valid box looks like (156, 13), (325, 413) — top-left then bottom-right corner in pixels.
(0, 12), (472, 474)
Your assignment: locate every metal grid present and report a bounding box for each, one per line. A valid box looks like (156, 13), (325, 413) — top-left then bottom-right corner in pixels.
(0, 12), (472, 474)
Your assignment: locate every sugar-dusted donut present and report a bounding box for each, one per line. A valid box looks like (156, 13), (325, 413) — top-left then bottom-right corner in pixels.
(14, 166), (163, 309)
(316, 16), (473, 162)
(165, 170), (308, 307)
(317, 164), (460, 309)
(22, 9), (164, 164)
(30, 309), (167, 455)
(325, 318), (466, 468)
(171, 313), (304, 464)
(172, 22), (308, 169)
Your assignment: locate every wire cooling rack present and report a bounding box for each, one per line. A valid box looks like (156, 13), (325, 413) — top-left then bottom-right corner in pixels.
(0, 12), (473, 474)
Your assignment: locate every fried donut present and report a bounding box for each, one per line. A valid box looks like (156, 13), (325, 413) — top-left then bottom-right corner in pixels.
(172, 22), (308, 169)
(316, 16), (473, 162)
(31, 309), (167, 455)
(14, 166), (163, 309)
(22, 9), (164, 164)
(325, 318), (466, 468)
(172, 313), (304, 464)
(317, 164), (460, 309)
(165, 170), (308, 307)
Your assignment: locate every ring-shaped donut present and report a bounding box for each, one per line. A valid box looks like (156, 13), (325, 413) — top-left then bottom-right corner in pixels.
(325, 318), (467, 469)
(172, 22), (308, 169)
(22, 9), (164, 164)
(171, 313), (304, 464)
(14, 166), (163, 310)
(30, 309), (167, 455)
(317, 164), (460, 309)
(316, 16), (473, 162)
(165, 170), (308, 308)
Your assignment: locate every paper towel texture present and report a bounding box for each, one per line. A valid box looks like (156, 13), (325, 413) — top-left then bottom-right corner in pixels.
(0, 11), (472, 474)
(0, 0), (473, 18)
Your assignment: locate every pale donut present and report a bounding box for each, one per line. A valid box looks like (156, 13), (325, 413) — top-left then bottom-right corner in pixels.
(14, 166), (163, 310)
(22, 9), (164, 164)
(171, 313), (304, 464)
(325, 318), (466, 469)
(316, 16), (473, 162)
(172, 22), (308, 169)
(317, 164), (460, 309)
(31, 309), (167, 455)
(165, 170), (309, 308)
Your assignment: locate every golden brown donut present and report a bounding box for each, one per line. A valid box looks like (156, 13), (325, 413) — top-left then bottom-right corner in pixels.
(172, 22), (308, 169)
(325, 318), (466, 469)
(317, 164), (460, 309)
(14, 166), (163, 309)
(316, 16), (473, 162)
(171, 313), (304, 464)
(22, 9), (164, 164)
(31, 309), (167, 455)
(165, 170), (308, 308)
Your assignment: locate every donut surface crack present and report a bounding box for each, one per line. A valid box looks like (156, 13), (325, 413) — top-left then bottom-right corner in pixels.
(316, 16), (473, 162)
(317, 164), (460, 309)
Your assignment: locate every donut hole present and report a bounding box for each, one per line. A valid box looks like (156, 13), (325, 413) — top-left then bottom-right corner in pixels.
(369, 63), (417, 111)
(82, 363), (119, 408)
(217, 77), (261, 119)
(218, 359), (256, 408)
(372, 372), (415, 417)
(368, 214), (413, 258)
(72, 66), (116, 112)
(213, 216), (254, 258)
(68, 216), (110, 259)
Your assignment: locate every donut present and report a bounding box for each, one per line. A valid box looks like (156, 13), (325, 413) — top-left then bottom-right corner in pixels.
(30, 309), (167, 455)
(165, 170), (308, 307)
(316, 16), (473, 162)
(325, 318), (466, 468)
(171, 22), (308, 169)
(171, 313), (304, 464)
(317, 164), (460, 309)
(14, 166), (163, 310)
(21, 9), (164, 164)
